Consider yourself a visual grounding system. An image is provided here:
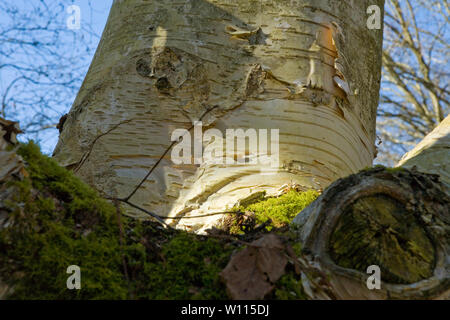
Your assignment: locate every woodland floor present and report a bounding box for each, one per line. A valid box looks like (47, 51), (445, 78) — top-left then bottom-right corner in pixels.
(0, 142), (318, 299)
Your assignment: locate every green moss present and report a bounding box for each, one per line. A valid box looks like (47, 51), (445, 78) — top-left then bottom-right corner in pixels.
(0, 142), (128, 299)
(291, 242), (302, 257)
(0, 142), (311, 300)
(384, 166), (406, 173)
(273, 273), (307, 300)
(0, 142), (236, 299)
(329, 194), (435, 284)
(235, 190), (319, 231)
(128, 232), (233, 299)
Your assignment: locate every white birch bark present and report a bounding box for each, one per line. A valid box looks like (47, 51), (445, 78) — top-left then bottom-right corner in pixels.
(397, 115), (450, 187)
(53, 0), (384, 231)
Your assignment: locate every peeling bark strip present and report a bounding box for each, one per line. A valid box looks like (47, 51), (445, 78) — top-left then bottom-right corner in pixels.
(53, 0), (384, 231)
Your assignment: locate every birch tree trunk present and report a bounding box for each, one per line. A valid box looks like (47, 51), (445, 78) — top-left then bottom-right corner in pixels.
(53, 0), (384, 231)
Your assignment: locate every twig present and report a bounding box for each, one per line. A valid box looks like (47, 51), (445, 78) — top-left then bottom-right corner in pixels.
(123, 105), (218, 202)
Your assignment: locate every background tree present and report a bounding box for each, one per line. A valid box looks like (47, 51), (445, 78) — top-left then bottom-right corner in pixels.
(0, 0), (107, 153)
(377, 0), (449, 165)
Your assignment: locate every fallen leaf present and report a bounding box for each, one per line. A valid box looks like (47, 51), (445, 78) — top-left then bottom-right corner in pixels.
(220, 234), (288, 299)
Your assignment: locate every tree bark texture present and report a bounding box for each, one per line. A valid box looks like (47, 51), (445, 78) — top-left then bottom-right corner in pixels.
(292, 116), (450, 299)
(53, 0), (384, 231)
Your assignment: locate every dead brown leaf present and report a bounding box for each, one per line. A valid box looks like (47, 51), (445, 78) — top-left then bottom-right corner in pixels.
(220, 234), (288, 300)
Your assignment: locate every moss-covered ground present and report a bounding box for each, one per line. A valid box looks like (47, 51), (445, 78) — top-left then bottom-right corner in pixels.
(0, 142), (318, 299)
(241, 189), (319, 229)
(225, 189), (319, 234)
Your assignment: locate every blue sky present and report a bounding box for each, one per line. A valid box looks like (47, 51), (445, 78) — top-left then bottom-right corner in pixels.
(75, 0), (113, 39)
(0, 0), (112, 154)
